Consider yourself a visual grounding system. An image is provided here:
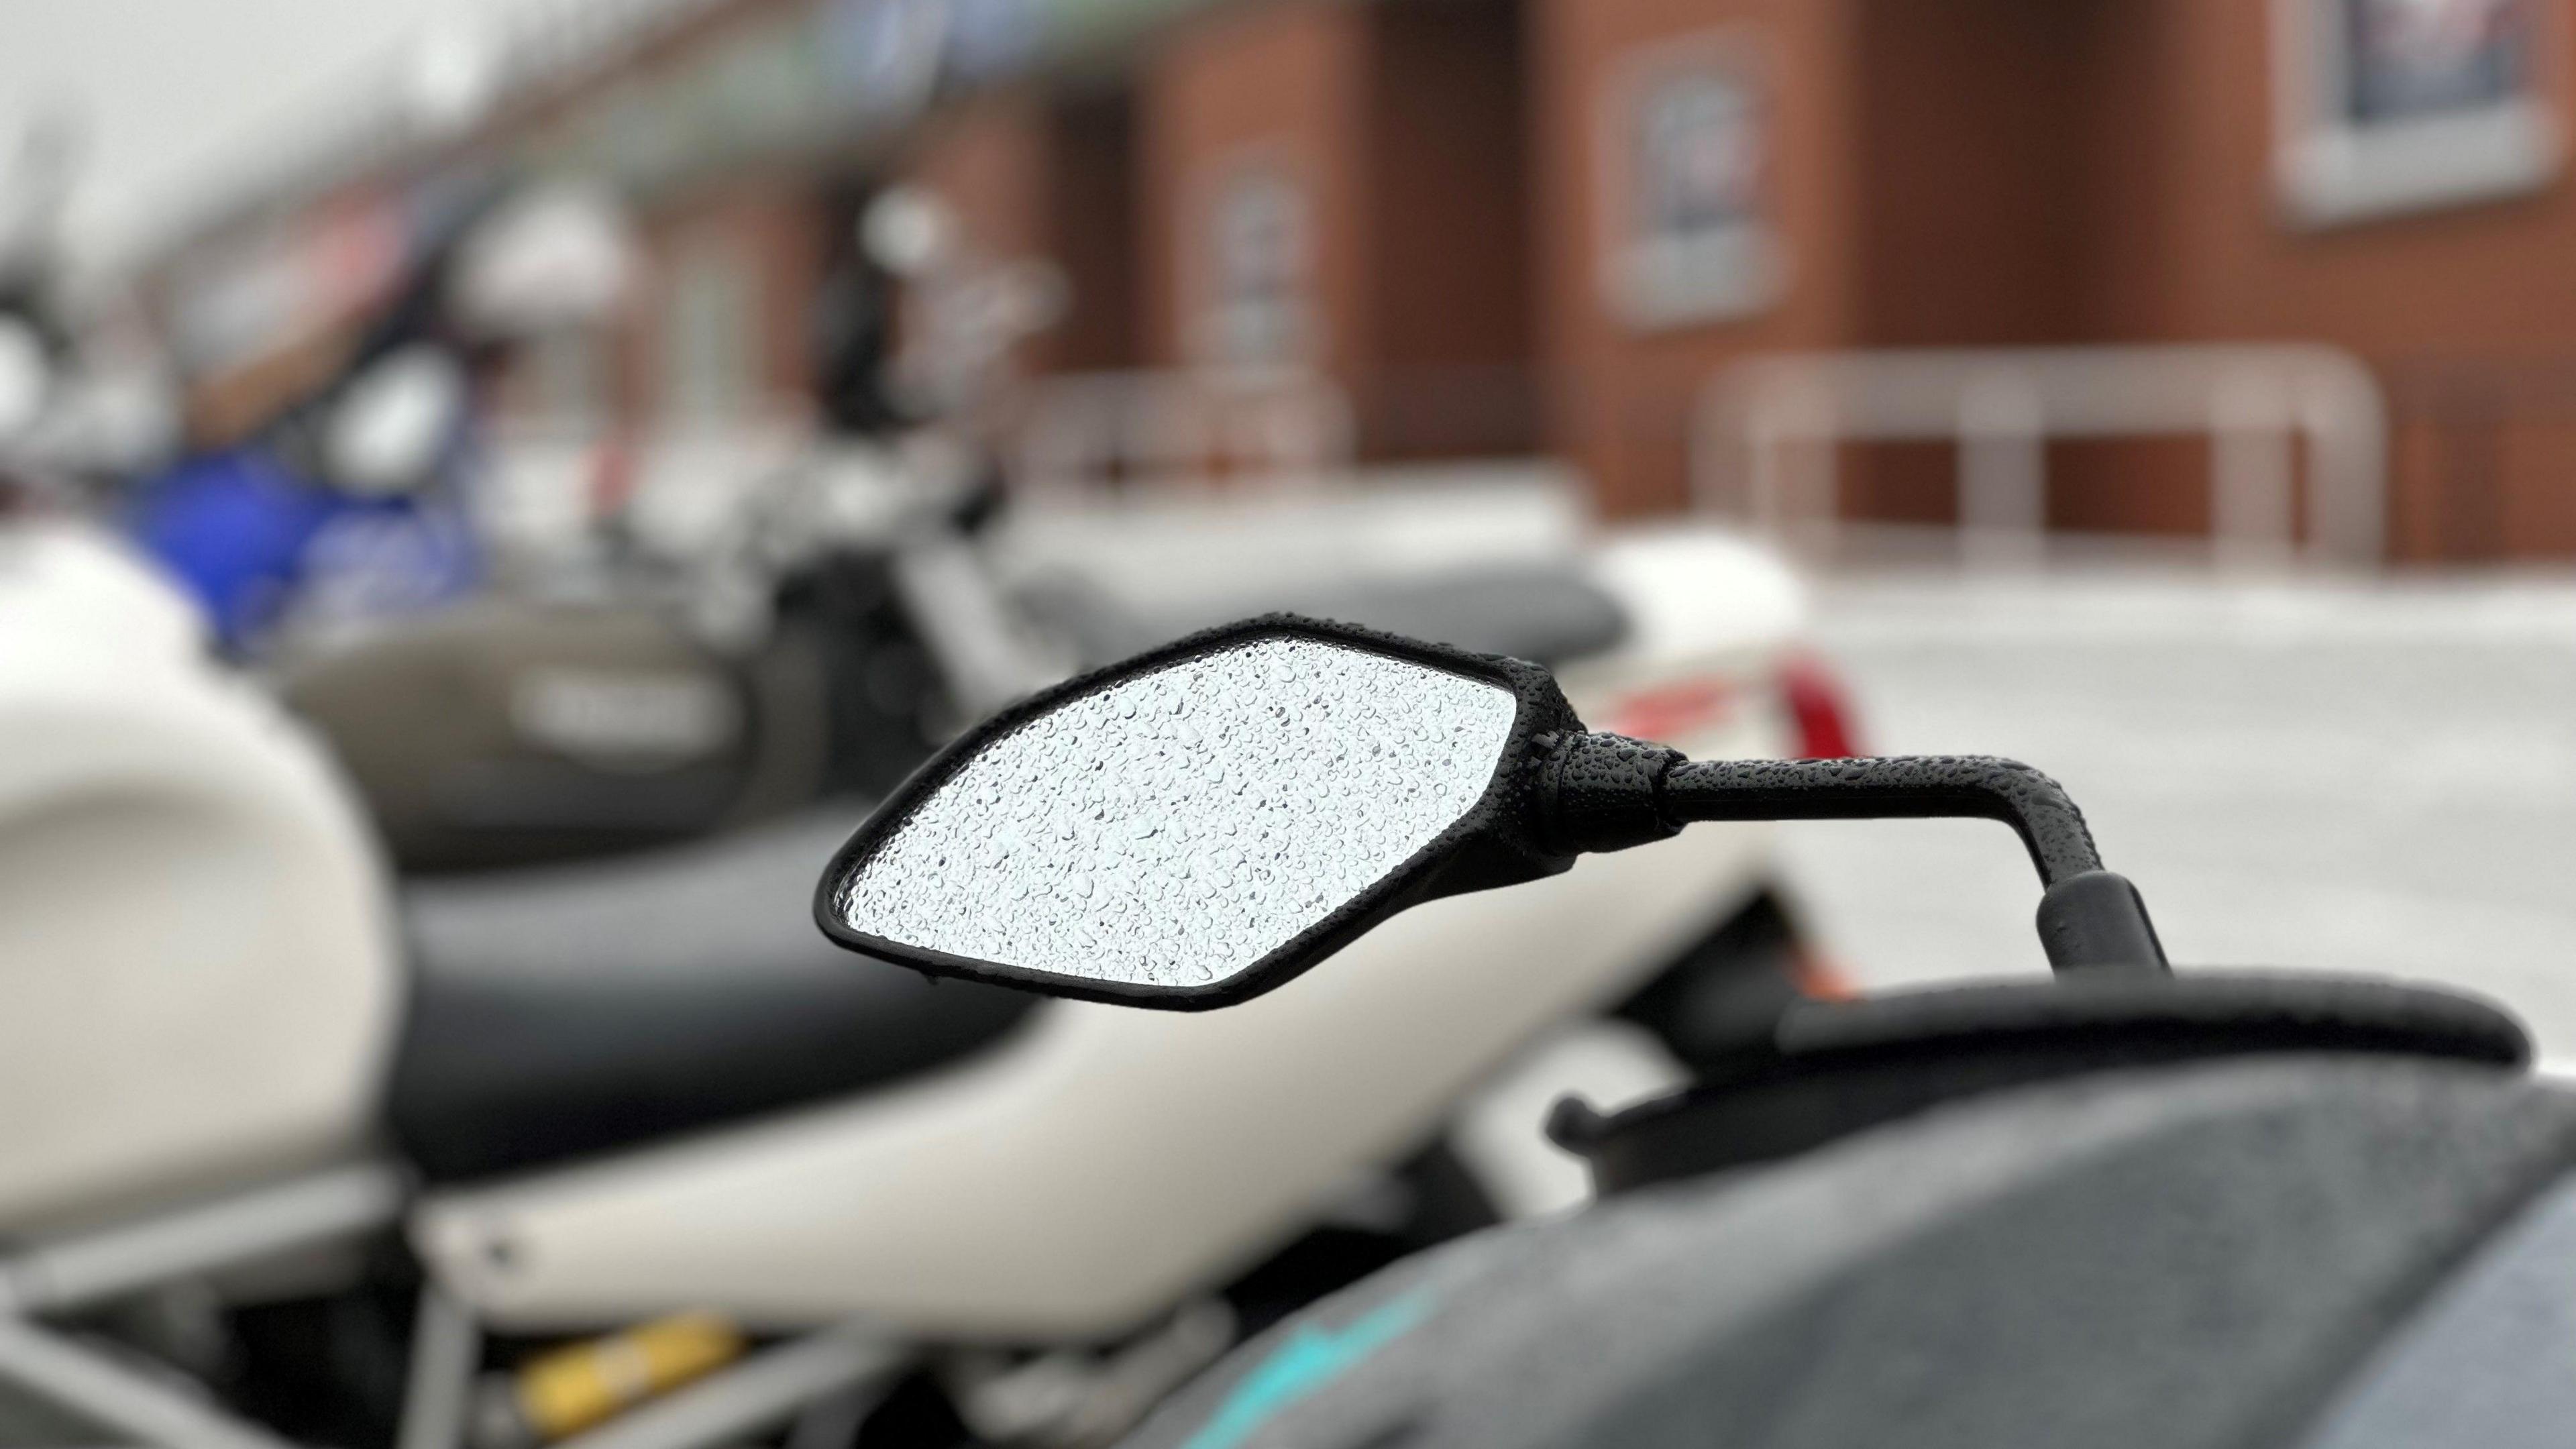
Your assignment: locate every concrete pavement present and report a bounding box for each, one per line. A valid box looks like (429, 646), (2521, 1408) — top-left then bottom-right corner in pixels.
(1783, 568), (2576, 1064)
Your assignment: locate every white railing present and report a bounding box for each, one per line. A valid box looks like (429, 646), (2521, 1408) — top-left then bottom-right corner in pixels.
(1692, 345), (2388, 567)
(1014, 368), (1356, 496)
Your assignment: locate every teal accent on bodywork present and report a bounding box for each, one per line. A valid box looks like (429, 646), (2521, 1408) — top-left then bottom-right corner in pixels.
(1177, 1289), (1436, 1449)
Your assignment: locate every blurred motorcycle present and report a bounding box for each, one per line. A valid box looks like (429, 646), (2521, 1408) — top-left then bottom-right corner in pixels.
(268, 184), (1818, 888)
(817, 614), (2558, 1449)
(276, 446), (1001, 873)
(268, 182), (1038, 875)
(0, 519), (1843, 1448)
(123, 180), (635, 654)
(114, 178), (947, 876)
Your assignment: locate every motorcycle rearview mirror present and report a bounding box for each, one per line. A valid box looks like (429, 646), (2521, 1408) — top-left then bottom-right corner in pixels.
(814, 615), (2167, 1009)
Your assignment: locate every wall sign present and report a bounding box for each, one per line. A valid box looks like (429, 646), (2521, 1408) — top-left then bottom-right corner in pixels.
(1195, 156), (1313, 368)
(1599, 32), (1784, 332)
(2274, 0), (2565, 225)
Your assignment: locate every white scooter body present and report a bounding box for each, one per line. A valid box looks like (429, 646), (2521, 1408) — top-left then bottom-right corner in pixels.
(0, 507), (1805, 1346)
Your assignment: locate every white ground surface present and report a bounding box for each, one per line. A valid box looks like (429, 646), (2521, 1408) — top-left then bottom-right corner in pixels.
(1780, 567), (2576, 1067)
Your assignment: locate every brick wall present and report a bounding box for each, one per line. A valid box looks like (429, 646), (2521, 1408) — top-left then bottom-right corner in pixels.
(1137, 0), (1374, 374)
(1527, 0), (1866, 516)
(880, 0), (2576, 556)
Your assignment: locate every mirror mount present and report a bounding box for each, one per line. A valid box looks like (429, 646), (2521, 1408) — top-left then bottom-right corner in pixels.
(1535, 733), (2167, 973)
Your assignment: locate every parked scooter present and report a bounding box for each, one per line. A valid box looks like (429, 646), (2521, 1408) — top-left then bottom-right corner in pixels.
(810, 614), (2556, 1449)
(0, 523), (1835, 1448)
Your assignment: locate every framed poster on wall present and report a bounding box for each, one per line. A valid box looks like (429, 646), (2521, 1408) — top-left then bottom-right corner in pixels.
(1599, 32), (1786, 331)
(2274, 0), (2565, 225)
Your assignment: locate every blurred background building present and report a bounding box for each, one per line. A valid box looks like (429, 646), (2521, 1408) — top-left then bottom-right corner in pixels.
(130, 0), (2576, 561)
(8, 10), (2576, 1437)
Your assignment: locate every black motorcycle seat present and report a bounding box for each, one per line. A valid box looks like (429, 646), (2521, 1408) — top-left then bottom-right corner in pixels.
(1028, 562), (1631, 670)
(1126, 1056), (2576, 1449)
(385, 808), (1038, 1182)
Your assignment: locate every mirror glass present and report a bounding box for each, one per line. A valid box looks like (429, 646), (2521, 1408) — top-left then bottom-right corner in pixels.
(832, 637), (1519, 989)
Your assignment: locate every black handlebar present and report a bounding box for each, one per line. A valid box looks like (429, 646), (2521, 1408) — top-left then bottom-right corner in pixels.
(1540, 735), (2169, 975)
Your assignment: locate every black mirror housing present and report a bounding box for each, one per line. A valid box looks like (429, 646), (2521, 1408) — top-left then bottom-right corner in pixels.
(814, 614), (1586, 1009)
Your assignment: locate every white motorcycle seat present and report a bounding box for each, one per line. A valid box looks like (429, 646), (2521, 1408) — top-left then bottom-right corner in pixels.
(385, 807), (1036, 1181)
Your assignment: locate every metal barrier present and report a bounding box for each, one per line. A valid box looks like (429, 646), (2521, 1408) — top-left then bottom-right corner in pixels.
(1692, 345), (2388, 566)
(1014, 368), (1356, 496)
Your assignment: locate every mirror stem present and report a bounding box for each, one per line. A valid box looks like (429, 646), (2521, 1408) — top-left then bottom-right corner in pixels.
(1539, 735), (2168, 974)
